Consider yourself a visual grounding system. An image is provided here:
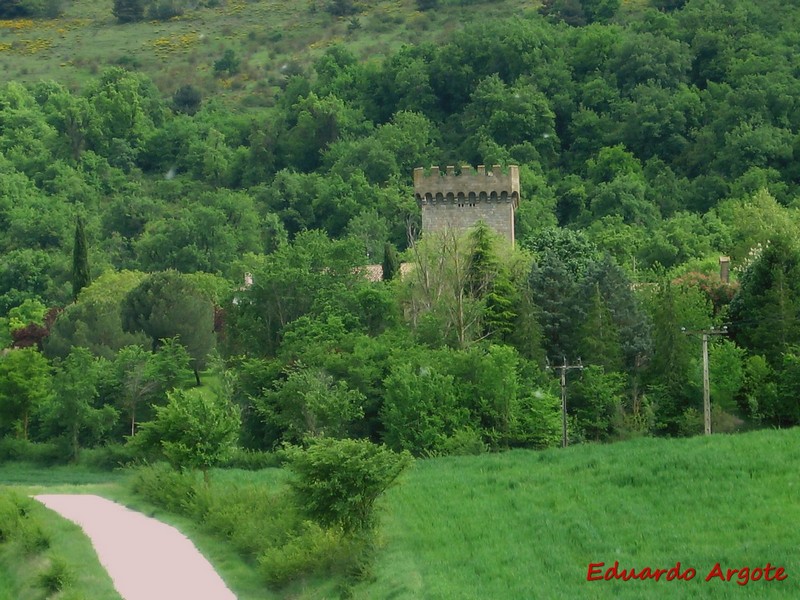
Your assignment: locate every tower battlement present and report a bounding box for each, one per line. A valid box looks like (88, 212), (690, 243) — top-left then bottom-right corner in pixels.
(413, 165), (520, 245)
(413, 165), (520, 203)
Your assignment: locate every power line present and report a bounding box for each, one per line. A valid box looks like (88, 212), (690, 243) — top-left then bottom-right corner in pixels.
(681, 326), (728, 435)
(546, 357), (584, 448)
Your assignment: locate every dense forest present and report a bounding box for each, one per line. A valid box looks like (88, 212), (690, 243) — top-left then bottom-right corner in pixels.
(3, 0), (800, 463)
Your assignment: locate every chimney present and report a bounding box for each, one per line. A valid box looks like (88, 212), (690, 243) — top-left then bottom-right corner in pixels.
(719, 256), (730, 284)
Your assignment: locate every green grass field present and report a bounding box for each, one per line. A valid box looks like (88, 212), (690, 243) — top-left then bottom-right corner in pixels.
(2, 428), (798, 599)
(352, 428), (800, 599)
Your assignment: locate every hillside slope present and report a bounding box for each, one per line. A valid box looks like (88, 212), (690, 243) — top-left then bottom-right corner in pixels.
(353, 428), (800, 599)
(0, 0), (536, 101)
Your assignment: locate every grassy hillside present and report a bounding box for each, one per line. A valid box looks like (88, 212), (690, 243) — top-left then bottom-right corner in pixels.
(352, 428), (800, 599)
(0, 0), (537, 102)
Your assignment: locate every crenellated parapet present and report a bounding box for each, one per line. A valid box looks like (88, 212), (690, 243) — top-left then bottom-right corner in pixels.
(413, 165), (520, 208)
(413, 165), (520, 246)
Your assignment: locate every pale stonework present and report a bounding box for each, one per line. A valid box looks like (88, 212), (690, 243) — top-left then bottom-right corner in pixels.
(413, 165), (520, 245)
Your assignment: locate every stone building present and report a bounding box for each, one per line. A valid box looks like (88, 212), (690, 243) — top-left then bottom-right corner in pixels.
(413, 164), (520, 245)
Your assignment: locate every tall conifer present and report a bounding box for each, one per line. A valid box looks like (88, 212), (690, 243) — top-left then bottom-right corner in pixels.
(72, 216), (90, 301)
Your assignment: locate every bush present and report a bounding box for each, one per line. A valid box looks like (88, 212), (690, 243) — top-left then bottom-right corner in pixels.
(172, 84), (202, 116)
(287, 438), (412, 534)
(441, 428), (488, 456)
(0, 438), (65, 466)
(258, 521), (347, 587)
(326, 0), (359, 16)
(217, 447), (281, 470)
(214, 49), (241, 76)
(113, 0), (148, 23)
(38, 556), (73, 593)
(193, 484), (297, 556)
(130, 463), (199, 514)
(78, 444), (140, 470)
(148, 0), (185, 20)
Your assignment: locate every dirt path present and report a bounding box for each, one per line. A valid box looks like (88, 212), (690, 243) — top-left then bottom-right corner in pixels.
(34, 494), (237, 600)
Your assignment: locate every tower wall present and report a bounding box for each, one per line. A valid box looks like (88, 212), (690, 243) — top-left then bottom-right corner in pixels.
(413, 165), (520, 245)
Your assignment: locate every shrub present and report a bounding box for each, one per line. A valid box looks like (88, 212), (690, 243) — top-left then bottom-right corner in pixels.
(113, 0), (148, 23)
(78, 444), (139, 470)
(130, 463), (199, 514)
(286, 438), (412, 534)
(258, 521), (346, 587)
(217, 447), (281, 470)
(38, 556), (73, 593)
(325, 0), (359, 16)
(441, 428), (488, 456)
(214, 49), (241, 76)
(148, 0), (185, 20)
(172, 84), (202, 116)
(0, 438), (64, 465)
(193, 484), (297, 556)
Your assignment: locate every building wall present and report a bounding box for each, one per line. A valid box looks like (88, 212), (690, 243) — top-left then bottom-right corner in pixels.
(414, 165), (520, 245)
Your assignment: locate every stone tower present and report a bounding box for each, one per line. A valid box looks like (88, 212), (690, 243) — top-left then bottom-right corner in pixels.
(413, 165), (520, 245)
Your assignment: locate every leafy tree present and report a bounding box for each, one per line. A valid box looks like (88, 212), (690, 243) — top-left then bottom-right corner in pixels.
(381, 360), (469, 455)
(148, 0), (184, 20)
(580, 254), (651, 372)
(643, 280), (714, 433)
(728, 237), (800, 365)
(84, 68), (162, 157)
(739, 354), (778, 424)
(41, 348), (118, 462)
(134, 387), (240, 482)
(775, 349), (800, 427)
(0, 348), (51, 440)
(111, 342), (190, 436)
(225, 232), (366, 357)
(71, 217), (90, 301)
(570, 366), (626, 441)
(122, 270), (215, 384)
(286, 438), (412, 533)
(45, 270), (149, 360)
(257, 367), (365, 444)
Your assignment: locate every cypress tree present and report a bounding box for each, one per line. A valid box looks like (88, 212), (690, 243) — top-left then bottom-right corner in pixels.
(72, 216), (91, 301)
(382, 242), (400, 281)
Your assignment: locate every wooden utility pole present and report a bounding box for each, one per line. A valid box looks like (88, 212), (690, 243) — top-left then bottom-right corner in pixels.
(682, 327), (728, 435)
(547, 357), (584, 447)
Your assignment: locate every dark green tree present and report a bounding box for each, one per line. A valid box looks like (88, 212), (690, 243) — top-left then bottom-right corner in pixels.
(71, 216), (90, 301)
(579, 283), (623, 373)
(729, 238), (800, 366)
(172, 84), (202, 115)
(41, 348), (118, 462)
(382, 242), (400, 281)
(112, 0), (148, 23)
(122, 271), (216, 385)
(528, 251), (581, 361)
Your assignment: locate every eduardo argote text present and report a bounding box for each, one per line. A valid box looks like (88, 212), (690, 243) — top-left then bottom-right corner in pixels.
(587, 561), (787, 586)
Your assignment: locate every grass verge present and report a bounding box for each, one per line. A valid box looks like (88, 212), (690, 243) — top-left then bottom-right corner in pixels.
(0, 489), (122, 600)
